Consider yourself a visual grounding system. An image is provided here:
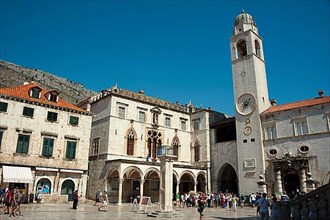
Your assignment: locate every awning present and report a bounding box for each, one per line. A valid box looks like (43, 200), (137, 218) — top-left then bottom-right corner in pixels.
(2, 166), (33, 183)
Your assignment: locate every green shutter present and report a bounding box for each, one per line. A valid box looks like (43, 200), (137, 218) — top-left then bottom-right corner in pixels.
(66, 141), (77, 159)
(16, 134), (30, 153)
(42, 138), (54, 156)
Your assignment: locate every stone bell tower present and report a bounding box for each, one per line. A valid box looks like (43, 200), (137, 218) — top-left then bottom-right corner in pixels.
(230, 11), (271, 194)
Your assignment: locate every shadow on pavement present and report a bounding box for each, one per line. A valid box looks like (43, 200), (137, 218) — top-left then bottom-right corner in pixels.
(209, 216), (259, 220)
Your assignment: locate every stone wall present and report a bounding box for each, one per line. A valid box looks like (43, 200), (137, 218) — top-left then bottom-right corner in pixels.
(0, 60), (96, 104)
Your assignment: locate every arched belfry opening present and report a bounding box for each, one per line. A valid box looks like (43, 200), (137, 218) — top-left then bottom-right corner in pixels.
(217, 163), (238, 194)
(237, 40), (247, 58)
(255, 40), (261, 58)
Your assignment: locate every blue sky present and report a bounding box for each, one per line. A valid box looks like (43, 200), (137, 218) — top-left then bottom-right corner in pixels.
(1, 0), (329, 115)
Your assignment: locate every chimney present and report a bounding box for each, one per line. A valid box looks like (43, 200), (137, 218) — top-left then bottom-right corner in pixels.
(138, 90), (144, 94)
(270, 99), (277, 106)
(318, 90), (324, 97)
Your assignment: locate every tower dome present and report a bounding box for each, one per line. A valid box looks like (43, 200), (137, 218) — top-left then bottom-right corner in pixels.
(233, 10), (258, 36)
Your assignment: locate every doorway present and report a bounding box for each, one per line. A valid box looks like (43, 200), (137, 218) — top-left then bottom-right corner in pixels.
(61, 180), (75, 201)
(283, 169), (300, 198)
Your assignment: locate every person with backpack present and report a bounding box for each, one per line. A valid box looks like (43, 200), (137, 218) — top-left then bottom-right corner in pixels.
(256, 193), (270, 220)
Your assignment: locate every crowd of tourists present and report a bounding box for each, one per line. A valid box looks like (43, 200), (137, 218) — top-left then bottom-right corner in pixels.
(173, 191), (294, 220)
(0, 187), (23, 217)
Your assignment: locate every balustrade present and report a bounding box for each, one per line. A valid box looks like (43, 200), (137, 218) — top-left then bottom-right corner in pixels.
(277, 183), (329, 220)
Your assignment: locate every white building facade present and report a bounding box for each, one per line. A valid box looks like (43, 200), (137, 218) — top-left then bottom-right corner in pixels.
(79, 87), (226, 204)
(0, 82), (92, 203)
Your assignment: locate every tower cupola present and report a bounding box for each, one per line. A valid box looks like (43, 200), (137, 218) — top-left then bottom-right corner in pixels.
(233, 10), (258, 36)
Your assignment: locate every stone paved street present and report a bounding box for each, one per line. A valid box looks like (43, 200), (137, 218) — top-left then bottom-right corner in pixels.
(0, 201), (266, 220)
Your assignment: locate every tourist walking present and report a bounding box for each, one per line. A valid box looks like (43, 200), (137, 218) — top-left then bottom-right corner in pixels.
(98, 191), (108, 211)
(94, 190), (100, 206)
(250, 192), (257, 207)
(72, 190), (79, 209)
(232, 194), (238, 211)
(14, 189), (22, 216)
(132, 193), (139, 211)
(197, 198), (205, 220)
(10, 189), (17, 217)
(270, 194), (279, 220)
(240, 193), (245, 208)
(256, 193), (270, 220)
(2, 188), (10, 215)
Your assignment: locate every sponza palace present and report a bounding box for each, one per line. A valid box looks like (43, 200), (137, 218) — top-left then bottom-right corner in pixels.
(0, 11), (329, 204)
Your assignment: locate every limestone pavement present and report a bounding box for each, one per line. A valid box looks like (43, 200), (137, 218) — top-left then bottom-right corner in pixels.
(0, 201), (264, 220)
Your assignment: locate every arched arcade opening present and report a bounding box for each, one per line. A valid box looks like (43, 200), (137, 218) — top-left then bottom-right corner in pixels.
(217, 163), (238, 194)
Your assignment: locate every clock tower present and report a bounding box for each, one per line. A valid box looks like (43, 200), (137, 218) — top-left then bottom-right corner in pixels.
(230, 11), (271, 194)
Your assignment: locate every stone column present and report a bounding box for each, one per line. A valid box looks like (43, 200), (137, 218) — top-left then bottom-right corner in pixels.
(194, 181), (198, 193)
(204, 182), (207, 193)
(275, 169), (283, 194)
(139, 180), (145, 204)
(57, 172), (62, 194)
(176, 181), (180, 195)
(80, 174), (88, 200)
(300, 168), (307, 194)
(53, 171), (60, 194)
(118, 178), (123, 206)
(31, 170), (37, 194)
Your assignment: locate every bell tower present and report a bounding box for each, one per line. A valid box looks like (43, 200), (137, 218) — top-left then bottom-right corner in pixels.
(230, 11), (271, 194)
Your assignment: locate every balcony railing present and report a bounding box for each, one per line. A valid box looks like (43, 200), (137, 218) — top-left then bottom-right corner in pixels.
(277, 183), (330, 220)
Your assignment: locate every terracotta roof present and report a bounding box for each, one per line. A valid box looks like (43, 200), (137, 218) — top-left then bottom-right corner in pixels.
(0, 82), (89, 114)
(262, 96), (330, 114)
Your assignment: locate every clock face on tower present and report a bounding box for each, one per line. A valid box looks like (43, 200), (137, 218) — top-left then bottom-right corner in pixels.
(236, 93), (256, 115)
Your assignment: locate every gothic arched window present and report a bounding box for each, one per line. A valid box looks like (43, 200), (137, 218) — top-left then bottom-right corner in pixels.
(237, 40), (247, 58)
(126, 128), (136, 155)
(255, 40), (261, 58)
(194, 141), (200, 162)
(172, 136), (180, 161)
(147, 130), (162, 160)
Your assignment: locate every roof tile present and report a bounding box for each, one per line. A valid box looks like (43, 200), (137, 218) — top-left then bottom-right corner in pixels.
(262, 96), (330, 114)
(0, 82), (88, 113)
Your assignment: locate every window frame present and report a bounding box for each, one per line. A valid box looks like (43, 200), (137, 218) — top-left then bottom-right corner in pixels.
(92, 138), (99, 156)
(138, 111), (146, 123)
(16, 134), (30, 154)
(193, 141), (200, 162)
(30, 87), (41, 99)
(65, 140), (77, 160)
(47, 111), (58, 122)
(193, 119), (200, 131)
(0, 101), (8, 112)
(164, 116), (171, 127)
(23, 106), (34, 118)
(42, 137), (54, 157)
(293, 118), (308, 136)
(118, 106), (126, 119)
(180, 120), (187, 131)
(69, 116), (79, 126)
